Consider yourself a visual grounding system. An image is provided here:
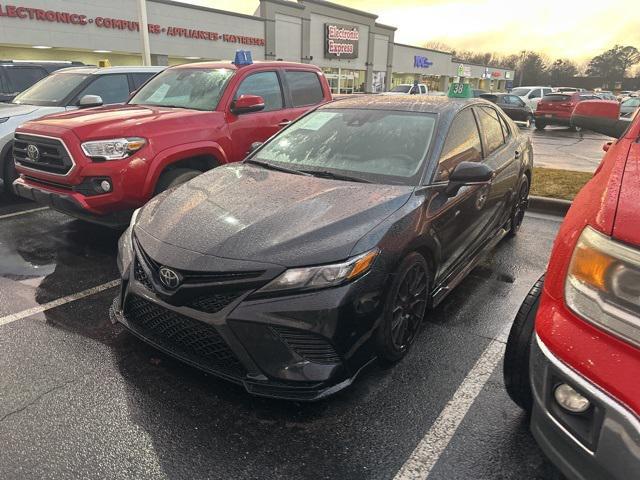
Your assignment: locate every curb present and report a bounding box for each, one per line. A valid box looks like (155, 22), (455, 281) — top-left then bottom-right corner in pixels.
(528, 196), (572, 216)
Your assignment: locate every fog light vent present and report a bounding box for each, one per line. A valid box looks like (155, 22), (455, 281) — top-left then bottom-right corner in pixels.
(554, 383), (590, 413)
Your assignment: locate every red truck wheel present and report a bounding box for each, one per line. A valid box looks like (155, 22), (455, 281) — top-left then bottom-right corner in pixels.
(155, 168), (202, 195)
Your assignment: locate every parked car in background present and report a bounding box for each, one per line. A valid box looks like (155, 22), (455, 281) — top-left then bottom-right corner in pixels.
(480, 93), (534, 127)
(111, 95), (533, 400)
(0, 60), (87, 103)
(511, 86), (554, 110)
(555, 87), (585, 93)
(13, 61), (332, 226)
(534, 91), (600, 130)
(472, 89), (487, 97)
(386, 83), (428, 95)
(504, 99), (640, 480)
(596, 91), (617, 101)
(0, 65), (163, 196)
(620, 96), (640, 117)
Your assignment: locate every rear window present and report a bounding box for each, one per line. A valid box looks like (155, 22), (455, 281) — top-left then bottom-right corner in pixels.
(285, 70), (324, 107)
(479, 94), (498, 103)
(3, 66), (47, 93)
(542, 94), (572, 102)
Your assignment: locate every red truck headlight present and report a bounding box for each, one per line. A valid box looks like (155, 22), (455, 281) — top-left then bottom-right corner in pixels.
(81, 137), (146, 161)
(565, 226), (640, 347)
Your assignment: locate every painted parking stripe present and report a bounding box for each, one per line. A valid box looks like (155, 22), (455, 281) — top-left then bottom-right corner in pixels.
(0, 280), (119, 328)
(394, 337), (507, 480)
(0, 206), (49, 220)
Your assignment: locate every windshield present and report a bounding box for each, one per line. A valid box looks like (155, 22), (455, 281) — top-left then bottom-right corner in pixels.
(510, 88), (531, 97)
(129, 68), (234, 111)
(390, 85), (412, 93)
(12, 73), (88, 106)
(251, 108), (436, 185)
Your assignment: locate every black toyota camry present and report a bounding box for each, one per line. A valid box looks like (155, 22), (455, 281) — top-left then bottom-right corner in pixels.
(111, 95), (533, 400)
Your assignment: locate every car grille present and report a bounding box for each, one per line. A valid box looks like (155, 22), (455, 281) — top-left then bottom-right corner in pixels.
(14, 134), (74, 175)
(134, 259), (154, 291)
(271, 326), (341, 364)
(186, 292), (245, 313)
(124, 295), (246, 379)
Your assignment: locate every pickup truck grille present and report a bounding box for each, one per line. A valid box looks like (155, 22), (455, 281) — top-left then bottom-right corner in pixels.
(13, 134), (74, 176)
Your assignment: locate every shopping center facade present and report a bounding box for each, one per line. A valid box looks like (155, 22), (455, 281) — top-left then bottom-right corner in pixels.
(0, 0), (515, 93)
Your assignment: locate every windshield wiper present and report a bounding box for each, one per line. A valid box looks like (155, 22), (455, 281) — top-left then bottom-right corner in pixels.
(246, 159), (311, 176)
(298, 169), (372, 183)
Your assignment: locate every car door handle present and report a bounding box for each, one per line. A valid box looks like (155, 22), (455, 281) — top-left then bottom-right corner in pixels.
(278, 120), (292, 127)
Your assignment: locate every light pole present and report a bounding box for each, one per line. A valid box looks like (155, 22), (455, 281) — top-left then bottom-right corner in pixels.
(518, 50), (526, 87)
(137, 0), (152, 66)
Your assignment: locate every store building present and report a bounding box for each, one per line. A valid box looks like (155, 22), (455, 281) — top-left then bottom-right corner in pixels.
(0, 0), (514, 93)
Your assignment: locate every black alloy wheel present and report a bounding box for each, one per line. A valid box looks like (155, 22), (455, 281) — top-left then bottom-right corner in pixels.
(377, 252), (429, 363)
(507, 176), (530, 237)
(535, 121), (546, 131)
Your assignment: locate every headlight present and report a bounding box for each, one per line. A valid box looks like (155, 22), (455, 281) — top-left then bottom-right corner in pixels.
(259, 248), (379, 294)
(565, 226), (640, 347)
(81, 137), (146, 160)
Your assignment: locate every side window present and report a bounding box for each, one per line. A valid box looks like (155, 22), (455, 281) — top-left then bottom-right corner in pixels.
(501, 96), (512, 105)
(529, 89), (541, 99)
(476, 107), (506, 156)
(497, 111), (511, 140)
(435, 108), (483, 182)
(543, 88), (553, 96)
(235, 71), (283, 112)
(284, 70), (324, 107)
(131, 72), (155, 90)
(4, 66), (47, 93)
(78, 74), (130, 104)
(420, 85), (427, 94)
(512, 95), (526, 107)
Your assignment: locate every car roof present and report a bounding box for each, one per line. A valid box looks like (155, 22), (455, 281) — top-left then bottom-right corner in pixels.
(170, 61), (322, 72)
(322, 94), (489, 115)
(53, 66), (165, 75)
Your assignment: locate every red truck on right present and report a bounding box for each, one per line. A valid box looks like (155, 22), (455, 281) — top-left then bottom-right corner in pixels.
(504, 99), (640, 480)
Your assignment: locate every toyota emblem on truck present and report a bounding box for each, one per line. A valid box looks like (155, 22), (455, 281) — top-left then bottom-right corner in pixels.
(26, 144), (40, 162)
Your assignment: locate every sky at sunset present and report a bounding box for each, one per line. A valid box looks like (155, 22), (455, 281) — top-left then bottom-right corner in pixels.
(183, 0), (640, 63)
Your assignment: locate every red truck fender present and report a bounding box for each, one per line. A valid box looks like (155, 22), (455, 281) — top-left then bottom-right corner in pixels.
(143, 141), (229, 198)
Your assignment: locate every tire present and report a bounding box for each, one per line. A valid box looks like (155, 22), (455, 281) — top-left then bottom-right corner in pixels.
(504, 274), (544, 413)
(506, 176), (530, 238)
(376, 252), (430, 363)
(154, 168), (201, 195)
(2, 147), (17, 197)
(535, 121), (546, 131)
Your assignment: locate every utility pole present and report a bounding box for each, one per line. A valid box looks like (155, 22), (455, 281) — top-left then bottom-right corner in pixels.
(518, 50), (526, 87)
(137, 0), (152, 66)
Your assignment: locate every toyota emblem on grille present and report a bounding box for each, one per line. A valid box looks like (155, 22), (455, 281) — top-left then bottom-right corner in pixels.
(159, 267), (181, 289)
(26, 144), (40, 162)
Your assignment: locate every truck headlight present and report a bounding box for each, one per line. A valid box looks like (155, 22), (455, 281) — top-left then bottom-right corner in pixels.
(259, 248), (379, 294)
(565, 226), (640, 347)
(81, 137), (146, 160)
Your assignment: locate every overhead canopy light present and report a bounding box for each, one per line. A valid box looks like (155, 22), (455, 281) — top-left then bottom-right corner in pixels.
(32, 45), (52, 49)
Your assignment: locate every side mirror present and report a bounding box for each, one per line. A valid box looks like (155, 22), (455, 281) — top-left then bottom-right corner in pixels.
(78, 94), (103, 108)
(571, 100), (630, 138)
(231, 94), (265, 115)
(249, 141), (263, 153)
(446, 162), (494, 197)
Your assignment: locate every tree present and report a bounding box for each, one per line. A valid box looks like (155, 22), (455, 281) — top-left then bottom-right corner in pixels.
(586, 45), (640, 88)
(518, 51), (549, 86)
(547, 59), (579, 85)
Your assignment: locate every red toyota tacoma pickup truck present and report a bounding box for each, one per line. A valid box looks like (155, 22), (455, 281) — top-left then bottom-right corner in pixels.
(505, 100), (640, 479)
(12, 60), (332, 226)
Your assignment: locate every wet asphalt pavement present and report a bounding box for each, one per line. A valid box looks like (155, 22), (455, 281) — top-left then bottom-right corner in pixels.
(0, 190), (564, 480)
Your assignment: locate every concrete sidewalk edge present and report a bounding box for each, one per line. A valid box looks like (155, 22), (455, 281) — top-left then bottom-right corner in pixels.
(528, 196), (572, 216)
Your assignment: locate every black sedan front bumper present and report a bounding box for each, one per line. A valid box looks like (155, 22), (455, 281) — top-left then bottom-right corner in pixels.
(111, 240), (387, 401)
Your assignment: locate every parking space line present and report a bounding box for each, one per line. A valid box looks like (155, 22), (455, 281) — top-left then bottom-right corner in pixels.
(0, 206), (49, 220)
(0, 280), (119, 328)
(393, 337), (506, 480)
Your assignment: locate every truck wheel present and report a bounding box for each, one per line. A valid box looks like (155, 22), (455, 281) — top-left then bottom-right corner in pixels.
(535, 122), (546, 131)
(154, 168), (201, 195)
(504, 274), (544, 414)
(376, 252), (429, 363)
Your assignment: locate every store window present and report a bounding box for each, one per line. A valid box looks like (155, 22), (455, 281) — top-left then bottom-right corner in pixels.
(321, 68), (365, 94)
(285, 71), (324, 107)
(235, 71), (283, 111)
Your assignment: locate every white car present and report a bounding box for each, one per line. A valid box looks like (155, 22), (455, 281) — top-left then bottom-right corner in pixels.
(620, 97), (640, 117)
(0, 65), (164, 195)
(509, 86), (554, 110)
(385, 83), (429, 95)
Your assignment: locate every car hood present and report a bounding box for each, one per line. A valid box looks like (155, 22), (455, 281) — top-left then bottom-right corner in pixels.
(612, 141), (640, 246)
(23, 104), (212, 139)
(0, 103), (41, 117)
(136, 164), (413, 267)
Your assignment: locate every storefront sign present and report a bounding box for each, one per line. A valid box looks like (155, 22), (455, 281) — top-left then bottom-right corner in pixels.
(414, 56), (433, 69)
(491, 71), (502, 78)
(457, 64), (471, 77)
(325, 23), (359, 59)
(505, 71), (513, 80)
(0, 3), (265, 45)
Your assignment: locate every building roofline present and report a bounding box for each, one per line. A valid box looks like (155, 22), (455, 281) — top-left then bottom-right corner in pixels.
(374, 22), (397, 31)
(149, 0), (266, 22)
(298, 0), (378, 19)
(451, 58), (514, 72)
(394, 42), (451, 56)
(260, 0), (306, 10)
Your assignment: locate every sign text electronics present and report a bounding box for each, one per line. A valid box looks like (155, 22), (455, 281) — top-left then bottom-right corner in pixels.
(414, 55), (433, 69)
(325, 23), (359, 59)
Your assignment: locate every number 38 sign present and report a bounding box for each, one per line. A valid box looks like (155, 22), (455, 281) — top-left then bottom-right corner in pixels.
(448, 82), (473, 98)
